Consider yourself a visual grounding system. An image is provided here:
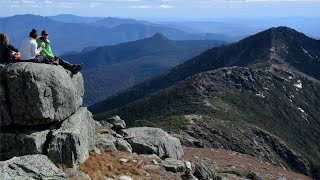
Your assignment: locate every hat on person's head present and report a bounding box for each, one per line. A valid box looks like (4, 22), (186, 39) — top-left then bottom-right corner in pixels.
(41, 30), (48, 35)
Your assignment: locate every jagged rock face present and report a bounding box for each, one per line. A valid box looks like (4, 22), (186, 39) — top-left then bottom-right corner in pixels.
(0, 107), (95, 168)
(0, 130), (50, 160)
(194, 162), (221, 180)
(253, 128), (311, 176)
(48, 107), (95, 168)
(179, 116), (312, 176)
(0, 63), (83, 126)
(121, 127), (184, 160)
(0, 155), (67, 179)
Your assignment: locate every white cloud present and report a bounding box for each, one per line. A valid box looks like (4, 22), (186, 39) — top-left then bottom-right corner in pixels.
(90, 2), (105, 8)
(9, 4), (21, 8)
(43, 0), (53, 4)
(58, 2), (78, 8)
(131, 5), (150, 8)
(159, 4), (174, 8)
(21, 0), (35, 4)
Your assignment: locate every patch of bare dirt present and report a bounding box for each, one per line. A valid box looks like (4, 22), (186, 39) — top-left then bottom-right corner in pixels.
(77, 147), (311, 180)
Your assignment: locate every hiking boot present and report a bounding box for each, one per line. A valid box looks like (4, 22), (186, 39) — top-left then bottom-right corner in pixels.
(72, 64), (83, 74)
(52, 59), (59, 65)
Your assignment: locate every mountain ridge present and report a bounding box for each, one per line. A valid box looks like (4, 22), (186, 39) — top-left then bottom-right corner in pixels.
(62, 34), (225, 105)
(89, 26), (320, 114)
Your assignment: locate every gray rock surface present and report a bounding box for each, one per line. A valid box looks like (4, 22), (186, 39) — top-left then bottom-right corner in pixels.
(107, 115), (126, 130)
(162, 158), (185, 173)
(48, 107), (95, 167)
(194, 162), (221, 180)
(116, 138), (133, 153)
(0, 63), (83, 126)
(64, 168), (91, 180)
(0, 155), (67, 180)
(96, 134), (117, 151)
(0, 130), (50, 160)
(121, 127), (184, 159)
(143, 164), (162, 170)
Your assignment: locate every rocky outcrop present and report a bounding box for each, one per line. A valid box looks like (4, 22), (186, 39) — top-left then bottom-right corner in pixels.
(161, 158), (185, 173)
(179, 115), (312, 177)
(0, 63), (94, 170)
(253, 128), (311, 176)
(106, 115), (126, 131)
(48, 107), (95, 167)
(0, 155), (67, 179)
(0, 63), (83, 126)
(121, 127), (184, 159)
(95, 118), (133, 152)
(0, 130), (50, 160)
(194, 162), (221, 180)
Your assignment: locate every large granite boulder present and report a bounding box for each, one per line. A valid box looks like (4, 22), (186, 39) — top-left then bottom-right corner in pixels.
(121, 127), (184, 159)
(0, 130), (50, 160)
(48, 107), (95, 167)
(0, 63), (83, 126)
(0, 155), (67, 180)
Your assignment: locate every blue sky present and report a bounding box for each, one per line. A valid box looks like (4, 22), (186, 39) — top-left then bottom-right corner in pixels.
(1, 0), (320, 20)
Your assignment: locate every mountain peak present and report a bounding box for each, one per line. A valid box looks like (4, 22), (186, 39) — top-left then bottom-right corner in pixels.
(151, 33), (170, 41)
(272, 26), (306, 37)
(262, 26), (309, 44)
(270, 26), (296, 32)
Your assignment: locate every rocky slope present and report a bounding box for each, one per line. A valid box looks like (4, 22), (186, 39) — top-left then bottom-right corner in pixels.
(0, 63), (95, 179)
(92, 27), (320, 178)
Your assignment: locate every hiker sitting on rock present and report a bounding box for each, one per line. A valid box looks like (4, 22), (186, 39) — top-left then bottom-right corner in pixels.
(36, 30), (83, 74)
(0, 32), (20, 64)
(20, 29), (48, 63)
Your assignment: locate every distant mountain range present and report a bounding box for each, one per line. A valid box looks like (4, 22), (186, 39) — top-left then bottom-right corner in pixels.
(62, 33), (225, 105)
(48, 14), (156, 28)
(90, 27), (320, 178)
(161, 17), (320, 41)
(0, 14), (231, 55)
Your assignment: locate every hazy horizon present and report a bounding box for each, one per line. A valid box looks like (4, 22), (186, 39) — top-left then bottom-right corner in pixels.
(1, 0), (320, 20)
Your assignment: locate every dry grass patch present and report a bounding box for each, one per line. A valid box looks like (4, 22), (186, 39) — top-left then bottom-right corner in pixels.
(78, 148), (171, 180)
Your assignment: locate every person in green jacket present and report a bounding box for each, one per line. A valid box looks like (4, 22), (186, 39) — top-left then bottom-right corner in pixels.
(36, 30), (83, 74)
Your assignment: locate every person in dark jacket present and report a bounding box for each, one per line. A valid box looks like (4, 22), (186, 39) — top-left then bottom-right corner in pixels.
(0, 32), (20, 64)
